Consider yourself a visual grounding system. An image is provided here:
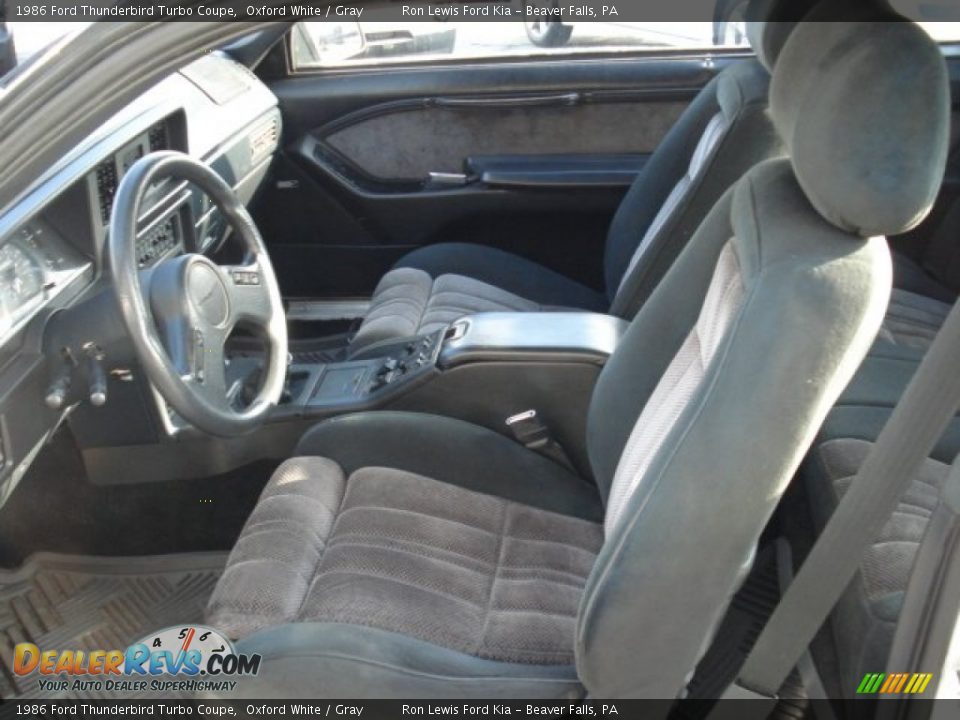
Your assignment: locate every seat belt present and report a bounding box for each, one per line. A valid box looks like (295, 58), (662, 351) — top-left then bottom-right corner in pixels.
(715, 295), (960, 708)
(505, 409), (576, 472)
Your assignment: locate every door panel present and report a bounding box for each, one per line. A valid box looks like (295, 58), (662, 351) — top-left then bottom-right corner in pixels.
(254, 51), (734, 300)
(323, 98), (687, 180)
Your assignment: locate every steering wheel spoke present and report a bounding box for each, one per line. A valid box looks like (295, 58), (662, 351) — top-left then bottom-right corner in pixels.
(184, 331), (231, 410)
(223, 262), (275, 330)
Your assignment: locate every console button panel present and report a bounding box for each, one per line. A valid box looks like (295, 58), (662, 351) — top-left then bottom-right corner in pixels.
(370, 331), (443, 390)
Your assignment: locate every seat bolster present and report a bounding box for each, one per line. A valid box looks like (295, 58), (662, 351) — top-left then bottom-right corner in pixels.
(206, 457), (347, 639)
(296, 412), (603, 522)
(350, 268), (434, 350)
(231, 623), (583, 699)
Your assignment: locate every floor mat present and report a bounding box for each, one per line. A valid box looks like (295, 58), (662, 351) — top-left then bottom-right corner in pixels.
(0, 552), (226, 699)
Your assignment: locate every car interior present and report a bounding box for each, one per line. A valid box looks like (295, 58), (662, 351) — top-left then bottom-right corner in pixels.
(0, 0), (958, 706)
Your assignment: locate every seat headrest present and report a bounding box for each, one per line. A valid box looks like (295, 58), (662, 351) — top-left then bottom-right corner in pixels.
(770, 9), (949, 237)
(745, 0), (821, 71)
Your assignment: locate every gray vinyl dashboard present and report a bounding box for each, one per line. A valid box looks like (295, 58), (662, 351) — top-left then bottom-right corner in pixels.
(0, 51), (281, 504)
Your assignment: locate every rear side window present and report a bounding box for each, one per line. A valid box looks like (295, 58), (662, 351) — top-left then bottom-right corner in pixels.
(918, 23), (960, 42)
(891, 1), (960, 41)
(290, 19), (750, 72)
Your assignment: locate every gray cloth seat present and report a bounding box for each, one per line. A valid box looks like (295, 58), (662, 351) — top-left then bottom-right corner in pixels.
(877, 287), (953, 351)
(799, 243), (960, 696)
(209, 457), (604, 665)
(803, 437), (953, 696)
(801, 272), (959, 695)
(353, 254), (606, 350)
(206, 8), (948, 698)
(348, 0), (800, 354)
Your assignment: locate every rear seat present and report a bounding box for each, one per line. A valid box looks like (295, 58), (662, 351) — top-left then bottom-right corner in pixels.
(800, 252), (959, 695)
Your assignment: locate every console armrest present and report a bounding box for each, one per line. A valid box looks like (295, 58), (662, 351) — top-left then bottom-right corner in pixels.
(438, 312), (628, 369)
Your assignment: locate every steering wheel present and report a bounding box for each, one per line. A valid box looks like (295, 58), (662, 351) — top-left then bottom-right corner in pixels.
(108, 151), (288, 437)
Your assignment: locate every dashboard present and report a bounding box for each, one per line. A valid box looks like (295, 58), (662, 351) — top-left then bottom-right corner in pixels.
(0, 220), (88, 341)
(0, 50), (281, 504)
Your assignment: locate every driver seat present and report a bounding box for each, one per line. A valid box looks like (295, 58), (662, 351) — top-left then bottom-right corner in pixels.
(205, 11), (948, 698)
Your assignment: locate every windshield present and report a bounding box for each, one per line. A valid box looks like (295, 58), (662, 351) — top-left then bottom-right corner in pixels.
(1, 22), (90, 81)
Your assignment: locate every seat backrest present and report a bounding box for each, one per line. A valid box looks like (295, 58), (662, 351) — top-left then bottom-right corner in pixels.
(604, 0), (817, 318)
(577, 8), (949, 698)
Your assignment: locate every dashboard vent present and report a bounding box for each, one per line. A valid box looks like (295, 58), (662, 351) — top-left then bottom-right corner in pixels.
(95, 160), (118, 224)
(148, 124), (168, 152)
(249, 118), (279, 165)
(136, 217), (179, 267)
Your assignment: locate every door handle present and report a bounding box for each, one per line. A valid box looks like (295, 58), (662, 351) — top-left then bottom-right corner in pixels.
(426, 172), (475, 188)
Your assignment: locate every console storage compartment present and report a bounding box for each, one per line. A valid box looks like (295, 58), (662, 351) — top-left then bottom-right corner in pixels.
(437, 312), (626, 369)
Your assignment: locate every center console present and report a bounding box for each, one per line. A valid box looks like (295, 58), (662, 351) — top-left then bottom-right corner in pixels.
(271, 312), (629, 474)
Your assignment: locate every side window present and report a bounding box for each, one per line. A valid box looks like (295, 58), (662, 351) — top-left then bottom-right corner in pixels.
(917, 23), (960, 43)
(290, 16), (749, 72)
(892, 1), (960, 41)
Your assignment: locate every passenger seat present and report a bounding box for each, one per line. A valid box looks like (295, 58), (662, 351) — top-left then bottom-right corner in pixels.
(348, 0), (817, 354)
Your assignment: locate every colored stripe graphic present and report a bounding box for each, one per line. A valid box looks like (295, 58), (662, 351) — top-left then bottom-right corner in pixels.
(857, 673), (885, 694)
(902, 673), (933, 694)
(894, 673), (910, 693)
(858, 672), (933, 694)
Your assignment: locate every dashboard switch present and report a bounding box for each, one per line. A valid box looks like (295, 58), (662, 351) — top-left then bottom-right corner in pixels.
(45, 359), (73, 410)
(87, 354), (107, 407)
(82, 343), (107, 407)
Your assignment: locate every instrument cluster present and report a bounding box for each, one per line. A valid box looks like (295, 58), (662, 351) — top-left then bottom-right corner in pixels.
(0, 220), (89, 339)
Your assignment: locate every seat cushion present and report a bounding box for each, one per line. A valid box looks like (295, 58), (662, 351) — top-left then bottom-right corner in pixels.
(296, 411), (603, 521)
(207, 457), (603, 666)
(803, 438), (948, 695)
(232, 622), (584, 699)
(350, 243), (606, 352)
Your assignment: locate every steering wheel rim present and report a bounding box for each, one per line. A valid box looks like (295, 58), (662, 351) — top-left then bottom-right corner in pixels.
(108, 151), (288, 437)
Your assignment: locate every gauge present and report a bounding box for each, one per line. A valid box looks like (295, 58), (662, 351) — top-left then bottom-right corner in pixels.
(0, 220), (90, 346)
(0, 240), (45, 335)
